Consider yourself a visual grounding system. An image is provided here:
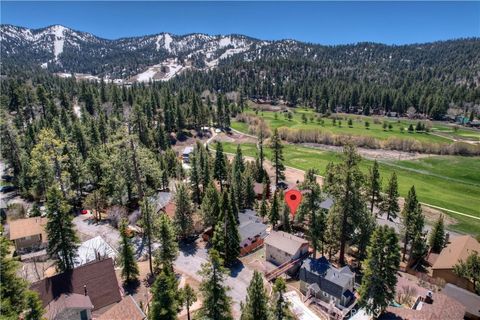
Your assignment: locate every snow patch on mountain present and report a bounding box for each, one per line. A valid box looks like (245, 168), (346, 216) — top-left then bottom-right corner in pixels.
(134, 59), (187, 82)
(52, 25), (66, 60)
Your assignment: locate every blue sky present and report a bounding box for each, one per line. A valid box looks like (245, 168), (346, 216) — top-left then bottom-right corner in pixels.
(1, 1), (479, 45)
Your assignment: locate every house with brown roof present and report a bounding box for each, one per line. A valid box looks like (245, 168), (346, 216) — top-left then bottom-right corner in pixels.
(31, 258), (122, 320)
(97, 295), (146, 320)
(432, 235), (480, 292)
(265, 231), (309, 269)
(381, 292), (465, 320)
(8, 217), (48, 252)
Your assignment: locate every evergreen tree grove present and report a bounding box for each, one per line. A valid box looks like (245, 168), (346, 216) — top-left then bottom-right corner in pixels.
(241, 271), (271, 320)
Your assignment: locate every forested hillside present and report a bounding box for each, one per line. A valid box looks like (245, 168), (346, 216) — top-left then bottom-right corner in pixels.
(1, 24), (480, 118)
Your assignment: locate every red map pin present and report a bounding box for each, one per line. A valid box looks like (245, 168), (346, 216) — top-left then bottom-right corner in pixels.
(285, 189), (302, 217)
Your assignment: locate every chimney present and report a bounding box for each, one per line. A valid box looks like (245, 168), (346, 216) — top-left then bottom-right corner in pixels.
(84, 284), (88, 296)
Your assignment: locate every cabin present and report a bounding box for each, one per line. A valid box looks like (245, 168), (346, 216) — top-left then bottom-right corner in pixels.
(264, 231), (309, 271)
(238, 210), (268, 256)
(8, 217), (48, 252)
(432, 235), (480, 292)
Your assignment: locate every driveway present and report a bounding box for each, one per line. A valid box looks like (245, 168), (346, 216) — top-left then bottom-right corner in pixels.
(174, 240), (254, 319)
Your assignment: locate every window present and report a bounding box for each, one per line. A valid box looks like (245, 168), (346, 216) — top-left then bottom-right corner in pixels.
(80, 310), (88, 320)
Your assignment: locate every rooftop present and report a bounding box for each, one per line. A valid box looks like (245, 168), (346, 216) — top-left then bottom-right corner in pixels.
(264, 231), (308, 256)
(432, 235), (480, 270)
(45, 293), (93, 320)
(97, 295), (146, 320)
(301, 257), (354, 289)
(75, 236), (117, 268)
(238, 210), (267, 243)
(31, 258), (121, 311)
(8, 217), (48, 241)
(382, 293), (465, 320)
(443, 283), (480, 318)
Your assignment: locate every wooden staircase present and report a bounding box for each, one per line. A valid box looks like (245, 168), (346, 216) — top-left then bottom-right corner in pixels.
(265, 252), (310, 281)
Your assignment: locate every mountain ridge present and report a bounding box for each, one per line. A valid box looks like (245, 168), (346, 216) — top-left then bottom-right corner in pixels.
(1, 24), (479, 83)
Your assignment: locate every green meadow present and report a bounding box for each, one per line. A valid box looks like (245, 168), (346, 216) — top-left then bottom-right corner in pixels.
(232, 108), (480, 143)
(218, 142), (480, 235)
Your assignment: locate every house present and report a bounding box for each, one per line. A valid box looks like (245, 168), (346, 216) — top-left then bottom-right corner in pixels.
(265, 231), (309, 268)
(74, 236), (117, 268)
(299, 257), (355, 308)
(97, 295), (146, 320)
(8, 217), (48, 252)
(432, 235), (480, 292)
(443, 283), (480, 320)
(182, 146), (194, 163)
(319, 197), (334, 211)
(31, 258), (122, 320)
(381, 292), (465, 320)
(238, 209), (268, 256)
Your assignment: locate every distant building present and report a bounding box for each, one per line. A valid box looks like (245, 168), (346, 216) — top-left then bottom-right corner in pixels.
(182, 146), (194, 163)
(238, 210), (267, 256)
(8, 217), (48, 252)
(264, 231), (309, 269)
(299, 257), (355, 308)
(31, 258), (122, 320)
(432, 235), (480, 292)
(319, 197), (334, 211)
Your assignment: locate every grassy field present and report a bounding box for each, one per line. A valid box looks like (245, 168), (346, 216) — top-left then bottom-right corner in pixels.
(219, 141), (480, 235)
(232, 108), (480, 143)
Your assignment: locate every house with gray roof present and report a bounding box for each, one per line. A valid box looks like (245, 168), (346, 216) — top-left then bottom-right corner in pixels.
(238, 209), (267, 256)
(299, 257), (355, 308)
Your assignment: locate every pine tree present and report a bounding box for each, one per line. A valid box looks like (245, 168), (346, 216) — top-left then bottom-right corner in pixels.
(190, 152), (202, 205)
(23, 290), (45, 320)
(155, 214), (178, 272)
(119, 219), (139, 284)
(401, 186), (425, 262)
(428, 215), (445, 253)
(270, 129), (285, 186)
(142, 199), (154, 275)
(244, 174), (256, 209)
(281, 203), (292, 233)
(241, 271), (271, 320)
(358, 226), (400, 317)
(214, 142), (228, 190)
(367, 160), (381, 214)
(381, 172), (400, 220)
(201, 182), (221, 227)
(45, 184), (79, 272)
(180, 284), (197, 320)
(272, 278), (293, 320)
(213, 191), (241, 266)
(259, 194), (268, 218)
(269, 191), (280, 228)
(326, 145), (367, 265)
(197, 249), (233, 320)
(149, 267), (180, 320)
(256, 131), (265, 183)
(174, 183), (194, 239)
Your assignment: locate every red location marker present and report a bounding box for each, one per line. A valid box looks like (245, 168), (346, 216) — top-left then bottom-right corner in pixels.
(285, 189), (302, 217)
